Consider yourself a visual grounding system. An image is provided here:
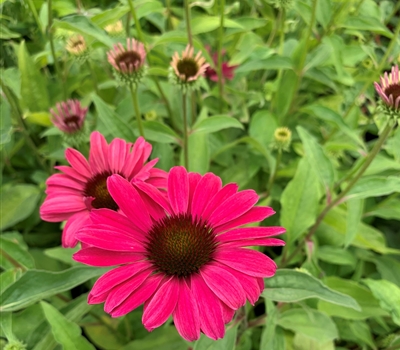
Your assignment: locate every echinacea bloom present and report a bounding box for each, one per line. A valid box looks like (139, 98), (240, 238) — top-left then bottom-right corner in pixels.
(66, 34), (87, 56)
(40, 131), (166, 248)
(73, 166), (285, 341)
(50, 99), (87, 134)
(107, 38), (147, 85)
(204, 48), (238, 83)
(374, 65), (400, 111)
(169, 45), (209, 92)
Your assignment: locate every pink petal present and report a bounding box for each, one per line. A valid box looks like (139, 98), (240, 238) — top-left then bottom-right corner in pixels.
(214, 206), (275, 234)
(89, 261), (151, 301)
(202, 183), (238, 220)
(257, 278), (265, 292)
(173, 279), (200, 341)
(54, 165), (89, 183)
(76, 225), (146, 252)
(209, 190), (259, 227)
(133, 185), (166, 221)
(62, 211), (90, 248)
(221, 302), (235, 323)
(134, 158), (159, 182)
(200, 264), (246, 309)
(89, 131), (109, 174)
(217, 226), (286, 242)
(46, 173), (85, 190)
(142, 277), (180, 330)
(107, 175), (152, 233)
(133, 181), (172, 213)
(65, 148), (91, 177)
(108, 138), (127, 173)
(191, 173), (222, 219)
(40, 195), (85, 222)
(215, 248), (277, 277)
(221, 238), (286, 248)
(110, 274), (162, 317)
(191, 273), (225, 340)
(188, 172), (202, 209)
(73, 247), (144, 266)
(168, 166), (189, 214)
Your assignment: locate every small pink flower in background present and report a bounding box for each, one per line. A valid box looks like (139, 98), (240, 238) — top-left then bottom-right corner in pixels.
(204, 47), (238, 83)
(40, 131), (167, 248)
(107, 38), (146, 74)
(73, 166), (285, 341)
(50, 99), (87, 134)
(171, 45), (209, 82)
(374, 65), (400, 111)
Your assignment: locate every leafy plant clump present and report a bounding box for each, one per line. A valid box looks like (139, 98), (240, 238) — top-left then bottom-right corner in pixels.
(1, 0), (400, 349)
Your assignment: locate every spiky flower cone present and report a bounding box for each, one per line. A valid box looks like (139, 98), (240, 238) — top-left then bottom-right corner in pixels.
(273, 127), (292, 151)
(374, 65), (400, 120)
(66, 34), (89, 62)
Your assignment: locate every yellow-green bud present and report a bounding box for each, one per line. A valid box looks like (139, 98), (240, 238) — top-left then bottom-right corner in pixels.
(145, 110), (158, 121)
(5, 341), (27, 350)
(273, 127), (292, 151)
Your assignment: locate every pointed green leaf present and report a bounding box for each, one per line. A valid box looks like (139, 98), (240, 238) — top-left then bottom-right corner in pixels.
(192, 116), (243, 135)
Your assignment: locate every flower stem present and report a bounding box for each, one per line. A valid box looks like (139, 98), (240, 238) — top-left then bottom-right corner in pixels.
(127, 0), (144, 42)
(26, 0), (43, 34)
(281, 122), (393, 267)
(48, 0), (66, 99)
(87, 60), (99, 95)
(184, 0), (193, 46)
(130, 84), (145, 137)
(182, 92), (189, 170)
(217, 0), (225, 112)
(267, 149), (282, 192)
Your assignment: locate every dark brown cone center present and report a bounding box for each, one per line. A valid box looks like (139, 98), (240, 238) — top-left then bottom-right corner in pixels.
(177, 59), (198, 80)
(385, 84), (400, 102)
(116, 51), (141, 70)
(84, 172), (119, 210)
(64, 115), (81, 130)
(146, 214), (217, 277)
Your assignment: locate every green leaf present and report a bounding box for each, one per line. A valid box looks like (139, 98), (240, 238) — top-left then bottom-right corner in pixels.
(364, 197), (400, 220)
(188, 132), (210, 174)
(92, 94), (137, 141)
(0, 24), (20, 39)
(347, 321), (376, 349)
(373, 256), (400, 287)
(280, 158), (321, 243)
(363, 279), (400, 326)
(339, 16), (393, 38)
(277, 308), (338, 343)
(316, 246), (357, 266)
(53, 16), (114, 47)
(0, 184), (40, 231)
(120, 327), (187, 350)
(0, 312), (16, 342)
(345, 176), (400, 200)
(293, 333), (334, 350)
(315, 0), (332, 29)
(0, 237), (35, 270)
(0, 96), (12, 146)
(260, 300), (284, 349)
(344, 199), (363, 247)
(44, 246), (80, 266)
(276, 70), (297, 120)
(192, 116), (243, 134)
(0, 269), (22, 295)
(41, 301), (95, 350)
(297, 126), (335, 189)
(263, 269), (360, 310)
(193, 324), (238, 350)
(0, 266), (107, 312)
(136, 0), (165, 19)
(235, 55), (293, 73)
(142, 121), (181, 144)
(91, 5), (129, 27)
(17, 41), (49, 113)
(248, 110), (277, 150)
(318, 277), (389, 320)
(190, 16), (243, 35)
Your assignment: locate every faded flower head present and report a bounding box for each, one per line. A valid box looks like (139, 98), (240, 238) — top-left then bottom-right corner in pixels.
(374, 65), (400, 118)
(169, 45), (209, 92)
(273, 127), (292, 151)
(107, 38), (147, 86)
(66, 34), (88, 58)
(73, 166), (285, 341)
(105, 21), (124, 37)
(204, 47), (238, 83)
(50, 99), (87, 135)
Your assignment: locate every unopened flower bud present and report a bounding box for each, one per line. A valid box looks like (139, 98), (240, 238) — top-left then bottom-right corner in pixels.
(145, 110), (158, 121)
(105, 21), (124, 37)
(273, 127), (292, 151)
(66, 34), (89, 63)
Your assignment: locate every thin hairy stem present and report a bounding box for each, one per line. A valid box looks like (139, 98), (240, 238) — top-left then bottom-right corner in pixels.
(130, 84), (145, 137)
(182, 93), (189, 170)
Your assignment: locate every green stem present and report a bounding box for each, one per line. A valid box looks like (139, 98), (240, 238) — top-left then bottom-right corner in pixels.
(281, 122), (393, 267)
(385, 1), (400, 25)
(182, 93), (189, 170)
(272, 7), (286, 112)
(125, 13), (131, 36)
(0, 81), (48, 171)
(267, 149), (282, 192)
(26, 0), (43, 34)
(130, 84), (145, 137)
(87, 60), (99, 95)
(217, 0), (225, 112)
(48, 0), (66, 99)
(184, 0), (193, 46)
(127, 0), (144, 42)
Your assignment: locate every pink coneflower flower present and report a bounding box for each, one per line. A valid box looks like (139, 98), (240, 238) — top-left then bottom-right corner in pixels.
(73, 166), (285, 341)
(50, 100), (87, 134)
(204, 48), (238, 83)
(40, 131), (167, 248)
(107, 38), (147, 85)
(374, 65), (400, 111)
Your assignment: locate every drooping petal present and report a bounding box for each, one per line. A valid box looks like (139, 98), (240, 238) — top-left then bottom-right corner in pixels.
(46, 173), (85, 191)
(215, 248), (277, 277)
(217, 226), (286, 242)
(221, 302), (235, 324)
(191, 173), (222, 219)
(142, 277), (180, 330)
(168, 166), (189, 214)
(173, 279), (200, 341)
(191, 273), (225, 340)
(73, 247), (144, 266)
(40, 195), (85, 222)
(62, 211), (90, 248)
(200, 264), (246, 309)
(221, 238), (285, 248)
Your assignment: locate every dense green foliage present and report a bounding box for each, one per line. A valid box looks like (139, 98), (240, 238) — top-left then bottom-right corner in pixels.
(1, 0), (400, 349)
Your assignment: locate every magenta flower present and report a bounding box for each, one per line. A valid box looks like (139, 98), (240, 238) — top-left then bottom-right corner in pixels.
(204, 48), (238, 83)
(107, 38), (146, 74)
(374, 65), (400, 111)
(40, 131), (167, 248)
(73, 166), (285, 341)
(50, 99), (87, 134)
